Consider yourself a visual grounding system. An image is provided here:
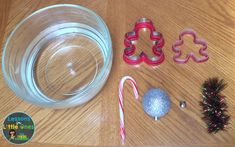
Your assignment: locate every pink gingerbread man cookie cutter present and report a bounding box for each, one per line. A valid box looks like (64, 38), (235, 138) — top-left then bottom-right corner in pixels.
(172, 29), (209, 64)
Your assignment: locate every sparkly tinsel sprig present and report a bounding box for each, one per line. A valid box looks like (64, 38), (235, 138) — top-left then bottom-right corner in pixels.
(200, 78), (230, 133)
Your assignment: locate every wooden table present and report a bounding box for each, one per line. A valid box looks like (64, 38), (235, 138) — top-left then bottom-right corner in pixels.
(1, 0), (235, 146)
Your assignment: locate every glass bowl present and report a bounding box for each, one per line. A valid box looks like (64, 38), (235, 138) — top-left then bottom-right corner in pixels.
(2, 4), (113, 108)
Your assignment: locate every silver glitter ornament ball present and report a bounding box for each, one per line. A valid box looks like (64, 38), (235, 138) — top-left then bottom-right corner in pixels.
(142, 88), (171, 120)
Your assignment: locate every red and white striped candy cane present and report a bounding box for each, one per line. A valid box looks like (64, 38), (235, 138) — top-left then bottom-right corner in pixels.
(119, 76), (139, 144)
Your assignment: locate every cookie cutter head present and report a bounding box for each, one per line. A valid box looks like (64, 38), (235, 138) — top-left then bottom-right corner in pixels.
(172, 29), (209, 64)
(123, 18), (165, 65)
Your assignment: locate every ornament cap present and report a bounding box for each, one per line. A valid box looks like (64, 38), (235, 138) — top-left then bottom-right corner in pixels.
(154, 117), (160, 121)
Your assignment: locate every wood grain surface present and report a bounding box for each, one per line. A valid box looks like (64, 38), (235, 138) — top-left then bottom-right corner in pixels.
(1, 0), (235, 146)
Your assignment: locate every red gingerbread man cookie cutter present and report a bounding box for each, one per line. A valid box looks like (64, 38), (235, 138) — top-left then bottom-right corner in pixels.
(123, 18), (165, 65)
(172, 29), (209, 64)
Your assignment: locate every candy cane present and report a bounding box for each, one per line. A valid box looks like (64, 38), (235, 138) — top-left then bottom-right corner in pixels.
(119, 76), (139, 144)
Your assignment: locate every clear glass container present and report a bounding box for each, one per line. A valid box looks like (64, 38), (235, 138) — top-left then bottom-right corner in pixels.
(2, 4), (113, 108)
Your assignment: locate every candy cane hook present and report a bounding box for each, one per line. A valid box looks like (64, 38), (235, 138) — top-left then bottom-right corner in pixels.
(119, 76), (139, 144)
